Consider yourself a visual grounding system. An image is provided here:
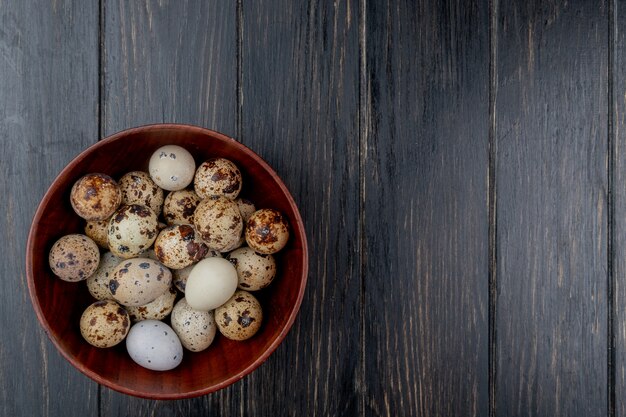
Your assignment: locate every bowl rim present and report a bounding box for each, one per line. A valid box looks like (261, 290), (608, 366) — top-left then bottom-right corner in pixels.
(25, 123), (309, 399)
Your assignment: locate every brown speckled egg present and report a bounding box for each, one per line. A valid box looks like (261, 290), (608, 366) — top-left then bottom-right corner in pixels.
(49, 234), (100, 282)
(171, 298), (217, 352)
(86, 252), (122, 300)
(108, 204), (159, 259)
(70, 173), (122, 221)
(194, 158), (242, 200)
(194, 196), (243, 251)
(154, 225), (210, 269)
(109, 258), (172, 307)
(215, 290), (263, 341)
(126, 286), (177, 322)
(226, 247), (277, 291)
(162, 190), (201, 226)
(236, 198), (256, 222)
(172, 250), (221, 292)
(149, 145), (196, 191)
(80, 300), (130, 348)
(245, 209), (290, 255)
(84, 218), (111, 249)
(119, 171), (165, 216)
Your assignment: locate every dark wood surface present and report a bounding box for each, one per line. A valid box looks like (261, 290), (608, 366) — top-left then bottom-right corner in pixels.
(0, 0), (620, 416)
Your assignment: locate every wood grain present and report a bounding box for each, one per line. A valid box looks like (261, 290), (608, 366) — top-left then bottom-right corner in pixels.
(494, 1), (608, 415)
(0, 0), (100, 416)
(101, 0), (238, 414)
(239, 0), (361, 415)
(363, 0), (490, 415)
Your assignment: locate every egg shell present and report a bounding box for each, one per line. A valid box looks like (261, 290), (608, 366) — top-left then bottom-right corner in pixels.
(84, 218), (111, 249)
(185, 257), (238, 311)
(154, 225), (209, 269)
(126, 320), (183, 371)
(194, 158), (242, 200)
(109, 258), (172, 307)
(49, 234), (100, 282)
(215, 290), (263, 341)
(194, 196), (243, 251)
(171, 298), (217, 352)
(108, 204), (159, 259)
(172, 250), (221, 292)
(236, 198), (256, 222)
(226, 247), (277, 291)
(162, 190), (201, 226)
(119, 171), (165, 216)
(245, 208), (290, 255)
(70, 173), (122, 221)
(86, 251), (122, 300)
(149, 145), (195, 191)
(126, 286), (177, 322)
(80, 300), (130, 348)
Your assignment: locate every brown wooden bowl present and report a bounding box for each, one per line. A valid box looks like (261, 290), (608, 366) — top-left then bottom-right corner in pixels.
(25, 124), (308, 399)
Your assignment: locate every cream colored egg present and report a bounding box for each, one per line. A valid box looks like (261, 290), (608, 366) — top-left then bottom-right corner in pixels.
(109, 258), (172, 307)
(215, 290), (263, 341)
(86, 252), (122, 300)
(148, 145), (195, 191)
(226, 247), (276, 291)
(194, 196), (243, 251)
(162, 190), (201, 226)
(171, 298), (217, 352)
(80, 300), (130, 348)
(172, 250), (221, 292)
(119, 171), (165, 216)
(185, 257), (238, 311)
(49, 234), (100, 282)
(108, 204), (159, 259)
(126, 286), (177, 322)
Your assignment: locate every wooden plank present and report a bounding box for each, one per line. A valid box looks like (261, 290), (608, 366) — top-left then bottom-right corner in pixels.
(100, 0), (237, 414)
(239, 0), (361, 415)
(363, 0), (490, 415)
(0, 1), (100, 416)
(494, 1), (608, 415)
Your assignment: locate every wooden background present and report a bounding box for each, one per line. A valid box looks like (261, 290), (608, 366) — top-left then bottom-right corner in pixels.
(0, 0), (620, 415)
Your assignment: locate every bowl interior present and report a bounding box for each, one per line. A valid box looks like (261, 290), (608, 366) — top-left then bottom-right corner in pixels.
(26, 125), (307, 399)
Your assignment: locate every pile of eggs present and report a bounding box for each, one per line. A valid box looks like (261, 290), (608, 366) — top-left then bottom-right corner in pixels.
(48, 145), (290, 371)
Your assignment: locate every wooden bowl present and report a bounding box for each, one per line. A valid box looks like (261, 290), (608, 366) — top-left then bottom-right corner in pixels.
(25, 124), (308, 399)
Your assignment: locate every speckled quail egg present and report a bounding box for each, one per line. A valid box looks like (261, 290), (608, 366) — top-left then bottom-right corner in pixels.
(108, 204), (159, 259)
(86, 251), (122, 300)
(245, 209), (290, 254)
(194, 158), (242, 200)
(126, 320), (183, 371)
(162, 190), (201, 226)
(125, 286), (177, 322)
(194, 196), (243, 251)
(148, 145), (195, 191)
(172, 250), (221, 293)
(80, 300), (130, 348)
(49, 234), (100, 282)
(154, 225), (209, 269)
(215, 290), (263, 341)
(226, 247), (277, 291)
(236, 198), (256, 222)
(70, 173), (122, 221)
(171, 298), (217, 352)
(185, 257), (238, 311)
(109, 258), (172, 307)
(84, 218), (111, 249)
(119, 171), (165, 216)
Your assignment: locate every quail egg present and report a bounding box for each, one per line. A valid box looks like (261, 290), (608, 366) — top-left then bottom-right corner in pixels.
(70, 173), (122, 221)
(126, 286), (177, 322)
(194, 158), (242, 200)
(194, 196), (243, 251)
(154, 224), (209, 269)
(109, 258), (172, 307)
(171, 298), (217, 352)
(86, 251), (122, 300)
(84, 218), (111, 249)
(215, 290), (263, 341)
(80, 300), (130, 348)
(236, 198), (256, 222)
(49, 234), (100, 282)
(126, 320), (183, 371)
(119, 171), (165, 216)
(162, 190), (201, 226)
(245, 208), (290, 254)
(226, 247), (277, 291)
(148, 145), (195, 191)
(108, 204), (159, 258)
